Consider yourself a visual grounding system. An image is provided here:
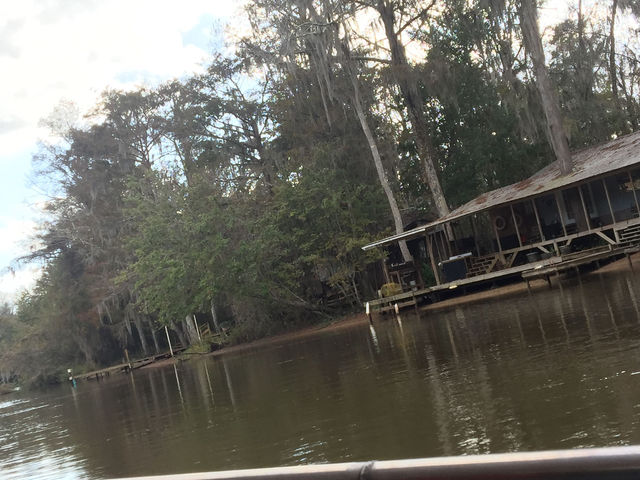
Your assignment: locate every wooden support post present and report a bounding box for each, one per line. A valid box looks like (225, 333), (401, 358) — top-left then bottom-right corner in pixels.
(124, 349), (132, 371)
(628, 253), (634, 272)
(381, 258), (391, 284)
(555, 192), (568, 237)
(193, 314), (202, 342)
(492, 214), (504, 254)
(164, 325), (174, 357)
(426, 234), (441, 285)
(526, 279), (532, 295)
(436, 230), (444, 260)
(449, 222), (458, 253)
(603, 178), (616, 224)
(532, 199), (546, 241)
(433, 232), (443, 265)
(578, 186), (591, 230)
(629, 171), (640, 218)
(470, 216), (481, 257)
(365, 302), (372, 324)
(510, 204), (523, 247)
(436, 229), (443, 259)
(443, 226), (453, 258)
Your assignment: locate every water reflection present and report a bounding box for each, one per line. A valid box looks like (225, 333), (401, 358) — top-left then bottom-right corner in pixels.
(222, 357), (236, 410)
(173, 363), (184, 406)
(4, 272), (640, 478)
(368, 324), (379, 353)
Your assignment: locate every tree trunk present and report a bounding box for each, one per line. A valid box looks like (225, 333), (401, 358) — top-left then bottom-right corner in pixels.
(134, 316), (149, 356)
(183, 314), (199, 345)
(519, 0), (573, 174)
(148, 318), (160, 354)
(210, 300), (224, 337)
(485, 2), (540, 142)
(345, 49), (412, 262)
(376, 0), (450, 218)
(577, 0), (590, 101)
(610, 0), (620, 102)
(170, 319), (187, 347)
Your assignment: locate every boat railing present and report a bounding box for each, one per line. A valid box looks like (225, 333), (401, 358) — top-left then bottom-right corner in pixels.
(111, 446), (640, 480)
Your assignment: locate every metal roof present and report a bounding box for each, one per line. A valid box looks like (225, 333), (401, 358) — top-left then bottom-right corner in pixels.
(363, 131), (640, 250)
(362, 224), (431, 250)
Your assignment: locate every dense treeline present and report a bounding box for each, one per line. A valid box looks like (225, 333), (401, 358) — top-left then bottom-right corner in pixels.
(3, 0), (640, 385)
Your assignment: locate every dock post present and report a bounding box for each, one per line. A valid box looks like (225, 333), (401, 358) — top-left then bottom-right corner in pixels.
(525, 279), (532, 295)
(365, 302), (372, 324)
(124, 348), (132, 372)
(193, 314), (202, 342)
(394, 303), (399, 315)
(164, 325), (174, 357)
(628, 253), (634, 272)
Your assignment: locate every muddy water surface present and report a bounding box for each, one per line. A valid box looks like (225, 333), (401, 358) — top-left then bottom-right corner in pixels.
(3, 271), (640, 479)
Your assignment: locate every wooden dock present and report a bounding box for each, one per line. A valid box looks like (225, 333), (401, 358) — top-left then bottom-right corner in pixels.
(367, 246), (636, 313)
(367, 256), (562, 312)
(74, 346), (187, 381)
(522, 246), (639, 287)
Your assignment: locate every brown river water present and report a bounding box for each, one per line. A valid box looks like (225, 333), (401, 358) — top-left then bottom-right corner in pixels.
(3, 270), (640, 479)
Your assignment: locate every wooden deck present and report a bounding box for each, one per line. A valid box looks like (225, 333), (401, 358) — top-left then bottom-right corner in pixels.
(74, 346), (188, 381)
(368, 256), (562, 312)
(367, 246), (635, 313)
(522, 246), (639, 284)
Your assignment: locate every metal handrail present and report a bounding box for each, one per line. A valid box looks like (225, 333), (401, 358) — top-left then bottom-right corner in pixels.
(111, 446), (640, 480)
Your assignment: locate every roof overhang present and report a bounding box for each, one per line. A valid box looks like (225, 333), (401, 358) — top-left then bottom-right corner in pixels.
(362, 131), (640, 251)
(362, 223), (438, 250)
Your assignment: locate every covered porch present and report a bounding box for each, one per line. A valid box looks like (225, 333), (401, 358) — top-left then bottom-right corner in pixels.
(362, 132), (640, 307)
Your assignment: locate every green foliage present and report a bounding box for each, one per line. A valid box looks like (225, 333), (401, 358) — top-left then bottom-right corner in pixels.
(121, 175), (229, 324)
(548, 16), (634, 147)
(397, 0), (550, 209)
(261, 166), (386, 296)
(182, 340), (215, 355)
(3, 251), (121, 386)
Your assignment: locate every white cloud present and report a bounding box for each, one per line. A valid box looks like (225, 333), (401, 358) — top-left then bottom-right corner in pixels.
(0, 0), (246, 152)
(0, 0), (247, 298)
(0, 218), (38, 265)
(0, 218), (40, 302)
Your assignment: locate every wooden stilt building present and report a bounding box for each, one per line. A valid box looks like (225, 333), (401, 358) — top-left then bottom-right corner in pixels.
(363, 131), (640, 310)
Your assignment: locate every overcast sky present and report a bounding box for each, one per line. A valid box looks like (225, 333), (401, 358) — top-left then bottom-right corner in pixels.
(0, 0), (572, 303)
(0, 0), (247, 302)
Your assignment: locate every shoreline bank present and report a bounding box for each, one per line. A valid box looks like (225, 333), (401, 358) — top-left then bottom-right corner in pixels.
(137, 251), (640, 370)
(185, 251), (639, 362)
